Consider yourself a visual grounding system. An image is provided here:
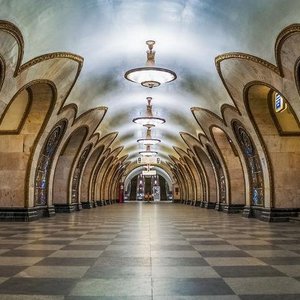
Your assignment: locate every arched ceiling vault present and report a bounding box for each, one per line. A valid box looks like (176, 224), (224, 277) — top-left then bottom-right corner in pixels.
(2, 0), (300, 165)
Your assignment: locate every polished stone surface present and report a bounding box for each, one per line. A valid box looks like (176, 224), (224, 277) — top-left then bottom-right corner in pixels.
(0, 202), (299, 299)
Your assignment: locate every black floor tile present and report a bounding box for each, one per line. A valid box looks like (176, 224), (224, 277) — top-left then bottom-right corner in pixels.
(65, 297), (151, 300)
(62, 245), (108, 250)
(189, 240), (230, 245)
(0, 244), (24, 249)
(240, 295), (300, 300)
(84, 266), (151, 278)
(268, 240), (300, 245)
(151, 257), (209, 266)
(153, 278), (234, 296)
(94, 257), (151, 267)
(0, 278), (77, 295)
(213, 265), (286, 277)
(99, 250), (150, 257)
(0, 266), (27, 276)
(30, 240), (71, 245)
(259, 257), (300, 265)
(35, 257), (97, 266)
(0, 250), (55, 257)
(181, 234), (217, 238)
(111, 241), (148, 245)
(236, 245), (282, 250)
(151, 245), (195, 251)
(199, 250), (251, 257)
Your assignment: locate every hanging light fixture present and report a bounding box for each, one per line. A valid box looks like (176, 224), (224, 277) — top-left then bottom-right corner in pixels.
(133, 97), (165, 126)
(137, 124), (161, 145)
(139, 145), (158, 156)
(124, 40), (177, 88)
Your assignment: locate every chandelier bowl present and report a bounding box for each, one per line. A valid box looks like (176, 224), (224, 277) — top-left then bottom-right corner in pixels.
(137, 138), (161, 145)
(125, 67), (177, 88)
(139, 150), (158, 156)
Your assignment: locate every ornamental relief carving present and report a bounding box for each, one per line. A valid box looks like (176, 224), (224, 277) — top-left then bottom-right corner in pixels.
(35, 120), (67, 206)
(232, 121), (263, 206)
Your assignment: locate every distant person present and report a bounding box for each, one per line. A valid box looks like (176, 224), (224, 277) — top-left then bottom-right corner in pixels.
(144, 193), (150, 203)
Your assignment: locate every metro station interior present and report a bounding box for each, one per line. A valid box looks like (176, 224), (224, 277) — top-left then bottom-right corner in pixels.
(0, 0), (300, 298)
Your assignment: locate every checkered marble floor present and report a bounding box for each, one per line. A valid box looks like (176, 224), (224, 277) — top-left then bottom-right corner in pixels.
(0, 202), (299, 299)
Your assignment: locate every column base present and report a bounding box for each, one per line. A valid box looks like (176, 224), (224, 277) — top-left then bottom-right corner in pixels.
(96, 200), (103, 206)
(243, 206), (299, 222)
(0, 205), (55, 222)
(81, 202), (93, 209)
(214, 203), (222, 211)
(205, 202), (216, 209)
(75, 203), (82, 211)
(200, 200), (206, 208)
(172, 199), (181, 203)
(222, 204), (244, 214)
(54, 204), (76, 213)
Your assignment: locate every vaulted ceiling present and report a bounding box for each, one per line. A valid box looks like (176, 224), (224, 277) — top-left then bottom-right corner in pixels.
(2, 0), (300, 164)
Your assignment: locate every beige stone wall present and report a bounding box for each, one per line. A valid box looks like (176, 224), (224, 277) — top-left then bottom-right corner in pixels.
(80, 145), (104, 201)
(52, 127), (87, 205)
(212, 127), (245, 205)
(0, 83), (53, 207)
(194, 146), (217, 203)
(248, 85), (300, 208)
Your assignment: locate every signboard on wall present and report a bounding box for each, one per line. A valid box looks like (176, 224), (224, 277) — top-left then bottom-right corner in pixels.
(142, 170), (157, 176)
(137, 157), (161, 164)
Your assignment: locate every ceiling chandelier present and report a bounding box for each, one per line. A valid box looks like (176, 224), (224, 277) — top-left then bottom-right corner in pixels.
(133, 97), (165, 126)
(124, 40), (177, 88)
(137, 124), (161, 145)
(139, 145), (158, 156)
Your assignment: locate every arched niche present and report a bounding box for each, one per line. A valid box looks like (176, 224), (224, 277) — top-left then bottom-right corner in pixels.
(0, 82), (55, 210)
(106, 163), (120, 202)
(184, 156), (203, 203)
(171, 166), (186, 202)
(107, 157), (128, 203)
(91, 155), (106, 203)
(104, 162), (121, 203)
(183, 161), (197, 203)
(100, 161), (116, 202)
(193, 146), (217, 208)
(211, 127), (245, 212)
(80, 145), (105, 203)
(113, 164), (128, 201)
(35, 119), (67, 209)
(232, 120), (264, 207)
(171, 162), (189, 202)
(206, 145), (226, 208)
(71, 143), (92, 208)
(0, 88), (31, 133)
(246, 84), (300, 211)
(91, 156), (113, 206)
(191, 156), (207, 202)
(96, 156), (114, 204)
(52, 126), (88, 211)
